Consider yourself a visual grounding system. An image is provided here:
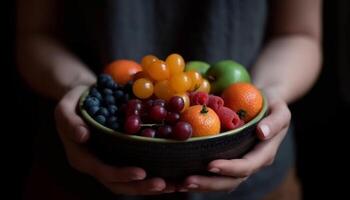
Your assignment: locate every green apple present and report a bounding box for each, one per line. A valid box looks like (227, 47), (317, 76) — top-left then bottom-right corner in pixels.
(206, 60), (251, 94)
(185, 61), (211, 75)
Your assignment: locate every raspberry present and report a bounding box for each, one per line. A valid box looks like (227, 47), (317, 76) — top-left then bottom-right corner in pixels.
(190, 92), (209, 106)
(207, 95), (224, 112)
(216, 106), (244, 131)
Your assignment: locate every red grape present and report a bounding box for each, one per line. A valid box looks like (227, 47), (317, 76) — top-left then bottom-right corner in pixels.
(149, 105), (167, 122)
(168, 96), (185, 112)
(165, 112), (180, 125)
(140, 128), (156, 138)
(172, 121), (192, 140)
(156, 125), (172, 138)
(124, 115), (141, 134)
(153, 99), (166, 107)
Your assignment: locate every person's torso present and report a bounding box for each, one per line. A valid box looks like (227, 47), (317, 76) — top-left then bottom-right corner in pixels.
(61, 0), (268, 72)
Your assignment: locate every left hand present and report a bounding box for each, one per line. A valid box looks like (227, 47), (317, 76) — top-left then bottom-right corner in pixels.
(177, 91), (291, 192)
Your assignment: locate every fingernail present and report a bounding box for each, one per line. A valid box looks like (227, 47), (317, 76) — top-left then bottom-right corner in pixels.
(209, 168), (220, 173)
(187, 184), (199, 189)
(260, 125), (270, 138)
(131, 173), (145, 180)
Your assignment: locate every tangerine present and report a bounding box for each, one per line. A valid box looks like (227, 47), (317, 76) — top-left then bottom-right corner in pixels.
(104, 60), (142, 85)
(181, 105), (221, 137)
(221, 83), (263, 122)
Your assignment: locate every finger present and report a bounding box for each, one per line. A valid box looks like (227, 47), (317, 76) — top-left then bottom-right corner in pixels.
(55, 85), (90, 143)
(105, 177), (168, 195)
(179, 175), (245, 193)
(257, 99), (291, 140)
(62, 136), (146, 183)
(209, 127), (288, 177)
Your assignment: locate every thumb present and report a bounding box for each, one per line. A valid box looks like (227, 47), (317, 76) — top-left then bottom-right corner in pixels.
(256, 97), (291, 140)
(55, 85), (90, 143)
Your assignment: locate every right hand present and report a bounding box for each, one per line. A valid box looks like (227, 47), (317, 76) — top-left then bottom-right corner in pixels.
(54, 85), (175, 195)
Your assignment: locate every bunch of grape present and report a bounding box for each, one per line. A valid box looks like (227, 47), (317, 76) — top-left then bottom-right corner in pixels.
(83, 74), (133, 130)
(123, 96), (193, 140)
(132, 54), (210, 113)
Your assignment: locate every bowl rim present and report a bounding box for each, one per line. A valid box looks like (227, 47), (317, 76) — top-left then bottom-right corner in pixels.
(79, 88), (268, 143)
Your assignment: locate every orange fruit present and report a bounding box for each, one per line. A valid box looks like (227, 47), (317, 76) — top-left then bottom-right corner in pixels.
(221, 82), (263, 122)
(181, 105), (221, 137)
(104, 60), (142, 85)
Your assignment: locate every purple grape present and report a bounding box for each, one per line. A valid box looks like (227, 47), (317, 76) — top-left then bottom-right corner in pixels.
(172, 121), (192, 140)
(124, 115), (141, 134)
(149, 105), (167, 122)
(127, 99), (142, 111)
(140, 128), (156, 138)
(126, 108), (141, 116)
(153, 99), (166, 107)
(168, 96), (184, 112)
(143, 99), (154, 112)
(156, 125), (172, 138)
(126, 99), (143, 116)
(165, 112), (180, 125)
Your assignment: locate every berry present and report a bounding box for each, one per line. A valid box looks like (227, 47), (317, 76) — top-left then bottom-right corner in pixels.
(169, 73), (192, 93)
(143, 99), (154, 112)
(114, 90), (124, 100)
(147, 60), (170, 81)
(156, 125), (172, 138)
(168, 96), (185, 112)
(84, 97), (100, 108)
(89, 87), (102, 100)
(107, 105), (118, 115)
(165, 54), (185, 76)
(103, 88), (113, 96)
(140, 128), (156, 138)
(105, 79), (116, 89)
(87, 105), (100, 116)
(172, 121), (192, 140)
(132, 78), (154, 99)
(104, 95), (116, 105)
(149, 105), (167, 122)
(97, 74), (113, 87)
(207, 95), (224, 112)
(95, 115), (106, 125)
(124, 115), (141, 134)
(153, 99), (166, 107)
(165, 112), (180, 125)
(107, 116), (120, 130)
(216, 106), (244, 131)
(190, 92), (209, 106)
(96, 107), (109, 117)
(127, 99), (143, 111)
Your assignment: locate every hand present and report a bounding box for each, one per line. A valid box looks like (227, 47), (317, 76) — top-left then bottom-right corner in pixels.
(178, 90), (291, 192)
(55, 85), (175, 195)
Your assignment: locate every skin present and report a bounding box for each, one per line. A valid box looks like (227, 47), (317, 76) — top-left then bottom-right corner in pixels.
(16, 0), (321, 196)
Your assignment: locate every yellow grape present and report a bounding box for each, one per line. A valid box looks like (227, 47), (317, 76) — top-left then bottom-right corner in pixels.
(169, 73), (192, 93)
(154, 80), (175, 101)
(132, 78), (154, 99)
(166, 53), (185, 76)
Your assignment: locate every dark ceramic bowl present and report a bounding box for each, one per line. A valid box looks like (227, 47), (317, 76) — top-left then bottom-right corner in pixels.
(79, 89), (268, 180)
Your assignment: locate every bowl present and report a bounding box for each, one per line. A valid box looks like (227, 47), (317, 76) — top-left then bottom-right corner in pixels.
(79, 89), (268, 180)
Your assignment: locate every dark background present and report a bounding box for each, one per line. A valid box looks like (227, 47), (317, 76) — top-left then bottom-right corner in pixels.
(5, 0), (349, 199)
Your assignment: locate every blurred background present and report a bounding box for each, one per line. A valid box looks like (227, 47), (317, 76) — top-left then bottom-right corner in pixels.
(5, 0), (349, 199)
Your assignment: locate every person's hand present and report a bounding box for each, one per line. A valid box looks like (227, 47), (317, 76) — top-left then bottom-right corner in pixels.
(178, 90), (291, 192)
(55, 85), (175, 195)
